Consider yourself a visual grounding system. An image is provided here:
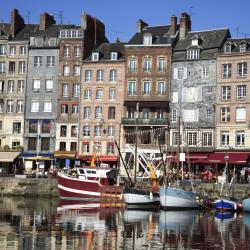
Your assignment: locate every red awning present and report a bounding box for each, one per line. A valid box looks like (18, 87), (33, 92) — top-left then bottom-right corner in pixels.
(207, 152), (250, 164)
(77, 155), (118, 162)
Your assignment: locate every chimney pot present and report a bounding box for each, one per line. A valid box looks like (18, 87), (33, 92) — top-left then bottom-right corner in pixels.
(179, 12), (191, 40)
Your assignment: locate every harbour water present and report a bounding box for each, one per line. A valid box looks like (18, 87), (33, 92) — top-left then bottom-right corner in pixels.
(0, 197), (250, 249)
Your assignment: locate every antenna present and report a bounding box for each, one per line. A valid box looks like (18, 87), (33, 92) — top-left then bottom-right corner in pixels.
(26, 10), (31, 24)
(59, 11), (63, 25)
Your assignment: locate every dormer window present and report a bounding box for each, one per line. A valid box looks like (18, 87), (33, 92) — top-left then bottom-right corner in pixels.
(187, 49), (199, 60)
(111, 52), (117, 60)
(191, 38), (199, 46)
(143, 33), (152, 45)
(239, 43), (246, 53)
(92, 52), (99, 61)
(224, 44), (231, 53)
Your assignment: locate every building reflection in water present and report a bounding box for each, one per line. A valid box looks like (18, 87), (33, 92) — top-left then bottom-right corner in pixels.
(0, 197), (250, 249)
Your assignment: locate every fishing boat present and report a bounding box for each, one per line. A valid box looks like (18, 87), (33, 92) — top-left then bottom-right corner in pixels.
(57, 151), (122, 202)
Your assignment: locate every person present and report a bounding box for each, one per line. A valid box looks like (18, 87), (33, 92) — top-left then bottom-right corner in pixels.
(244, 168), (248, 183)
(240, 168), (245, 183)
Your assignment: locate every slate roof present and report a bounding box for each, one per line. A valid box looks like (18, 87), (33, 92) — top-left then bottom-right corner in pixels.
(84, 42), (125, 62)
(0, 23), (11, 37)
(128, 24), (178, 45)
(219, 38), (250, 53)
(173, 28), (230, 61)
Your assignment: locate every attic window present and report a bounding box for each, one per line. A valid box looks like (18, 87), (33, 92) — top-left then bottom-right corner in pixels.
(224, 44), (231, 53)
(239, 43), (246, 53)
(143, 33), (152, 45)
(187, 49), (199, 60)
(49, 38), (56, 46)
(92, 52), (99, 61)
(111, 52), (117, 60)
(191, 38), (199, 46)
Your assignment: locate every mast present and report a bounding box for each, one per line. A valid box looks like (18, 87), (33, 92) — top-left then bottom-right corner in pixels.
(134, 103), (139, 184)
(176, 116), (180, 180)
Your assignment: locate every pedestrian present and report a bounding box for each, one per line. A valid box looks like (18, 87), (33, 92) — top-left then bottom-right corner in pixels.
(240, 168), (245, 183)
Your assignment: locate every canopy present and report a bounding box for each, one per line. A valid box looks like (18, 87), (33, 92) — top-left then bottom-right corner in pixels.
(0, 151), (21, 162)
(54, 151), (76, 159)
(207, 152), (250, 164)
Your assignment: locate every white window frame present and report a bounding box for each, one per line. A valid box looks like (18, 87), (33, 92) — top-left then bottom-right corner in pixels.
(236, 107), (246, 122)
(45, 79), (53, 91)
(221, 107), (230, 122)
(111, 52), (117, 60)
(16, 100), (23, 113)
(33, 79), (40, 92)
(84, 89), (92, 100)
(221, 86), (231, 100)
(7, 100), (13, 113)
(221, 131), (229, 146)
(44, 100), (52, 112)
(83, 107), (91, 120)
(85, 70), (92, 82)
(31, 100), (39, 112)
(236, 85), (246, 100)
(236, 131), (245, 146)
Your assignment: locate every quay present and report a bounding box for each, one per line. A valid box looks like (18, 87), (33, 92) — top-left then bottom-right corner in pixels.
(0, 177), (250, 200)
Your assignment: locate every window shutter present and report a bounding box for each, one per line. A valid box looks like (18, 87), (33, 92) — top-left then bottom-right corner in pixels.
(172, 92), (178, 103)
(173, 68), (178, 79)
(182, 88), (187, 102)
(183, 67), (188, 79)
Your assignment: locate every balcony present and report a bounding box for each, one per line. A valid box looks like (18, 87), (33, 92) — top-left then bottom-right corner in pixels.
(122, 118), (168, 126)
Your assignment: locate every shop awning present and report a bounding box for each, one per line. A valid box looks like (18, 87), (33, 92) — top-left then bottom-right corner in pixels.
(0, 151), (21, 162)
(207, 152), (250, 164)
(25, 156), (53, 161)
(54, 151), (76, 159)
(78, 155), (118, 162)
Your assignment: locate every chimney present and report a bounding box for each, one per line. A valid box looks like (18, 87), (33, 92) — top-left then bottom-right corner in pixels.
(39, 12), (56, 30)
(137, 19), (148, 33)
(115, 37), (120, 43)
(179, 12), (191, 40)
(171, 15), (177, 36)
(10, 9), (25, 37)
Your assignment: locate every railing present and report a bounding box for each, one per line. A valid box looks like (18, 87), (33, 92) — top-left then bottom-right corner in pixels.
(122, 118), (168, 125)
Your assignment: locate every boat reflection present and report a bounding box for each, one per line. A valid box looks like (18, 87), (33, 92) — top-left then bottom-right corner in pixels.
(243, 212), (250, 231)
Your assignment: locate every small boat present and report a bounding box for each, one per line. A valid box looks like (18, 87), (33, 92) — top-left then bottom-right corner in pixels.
(213, 198), (237, 212)
(242, 197), (250, 212)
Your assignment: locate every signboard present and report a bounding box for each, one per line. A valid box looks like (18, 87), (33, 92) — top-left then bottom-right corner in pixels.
(179, 153), (186, 162)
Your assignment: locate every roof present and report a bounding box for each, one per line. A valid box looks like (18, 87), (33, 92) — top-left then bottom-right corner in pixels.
(85, 42), (125, 62)
(219, 38), (250, 53)
(0, 151), (21, 162)
(128, 24), (177, 45)
(0, 23), (11, 37)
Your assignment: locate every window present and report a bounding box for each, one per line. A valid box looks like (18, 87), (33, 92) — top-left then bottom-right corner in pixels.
(82, 142), (90, 153)
(29, 120), (37, 133)
(84, 89), (92, 100)
(16, 100), (23, 113)
(108, 126), (115, 136)
(207, 86), (213, 94)
(71, 126), (77, 137)
(0, 102), (3, 113)
(60, 125), (67, 137)
(73, 65), (80, 76)
(0, 44), (6, 55)
(202, 66), (209, 78)
(128, 81), (136, 95)
(187, 132), (197, 146)
(221, 86), (231, 100)
(62, 84), (69, 97)
(96, 70), (104, 82)
(31, 100), (39, 112)
(237, 85), (246, 100)
(206, 109), (212, 118)
(239, 43), (246, 53)
(83, 107), (91, 119)
(94, 125), (101, 136)
(83, 126), (90, 136)
(17, 80), (24, 93)
(172, 132), (179, 146)
(111, 52), (117, 60)
(174, 67), (187, 80)
(7, 80), (14, 93)
(61, 104), (68, 114)
(221, 131), (229, 146)
(143, 34), (152, 45)
(107, 143), (115, 154)
(172, 92), (178, 103)
(143, 81), (151, 95)
(127, 107), (135, 119)
(142, 108), (149, 119)
(221, 107), (230, 122)
(33, 79), (40, 92)
(59, 142), (66, 151)
(72, 104), (79, 114)
(157, 57), (166, 71)
(157, 81), (165, 95)
(34, 56), (42, 67)
(70, 142), (77, 151)
(9, 46), (16, 55)
(0, 62), (5, 74)
(128, 58), (137, 72)
(73, 84), (80, 98)
(6, 100), (13, 113)
(44, 100), (52, 112)
(13, 122), (21, 134)
(236, 107), (246, 122)
(47, 56), (55, 67)
(0, 121), (2, 130)
(224, 44), (231, 53)
(19, 46), (26, 56)
(18, 61), (25, 74)
(109, 69), (117, 82)
(222, 64), (232, 78)
(96, 88), (103, 100)
(236, 131), (245, 146)
(183, 109), (199, 122)
(85, 70), (92, 82)
(109, 88), (116, 100)
(74, 46), (81, 57)
(182, 87), (202, 102)
(156, 108), (164, 119)
(143, 57), (152, 71)
(92, 52), (99, 61)
(95, 106), (102, 119)
(12, 141), (20, 149)
(45, 79), (53, 91)
(108, 107), (115, 119)
(63, 65), (70, 76)
(237, 62), (247, 77)
(202, 132), (212, 146)
(172, 109), (177, 122)
(64, 46), (70, 57)
(187, 49), (199, 59)
(28, 137), (37, 151)
(41, 138), (50, 151)
(8, 61), (15, 74)
(42, 120), (51, 133)
(0, 80), (3, 93)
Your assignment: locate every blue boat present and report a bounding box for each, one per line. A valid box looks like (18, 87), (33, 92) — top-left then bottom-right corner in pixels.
(215, 211), (235, 220)
(213, 198), (237, 212)
(242, 198), (250, 212)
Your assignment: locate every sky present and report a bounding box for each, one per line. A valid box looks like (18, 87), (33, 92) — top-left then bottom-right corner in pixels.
(1, 0), (250, 42)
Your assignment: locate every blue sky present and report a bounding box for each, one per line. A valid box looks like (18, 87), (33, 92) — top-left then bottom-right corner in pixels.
(1, 0), (250, 42)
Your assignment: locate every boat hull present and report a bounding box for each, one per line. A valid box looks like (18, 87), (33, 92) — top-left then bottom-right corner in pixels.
(242, 198), (250, 212)
(160, 187), (199, 209)
(213, 198), (237, 212)
(124, 192), (160, 207)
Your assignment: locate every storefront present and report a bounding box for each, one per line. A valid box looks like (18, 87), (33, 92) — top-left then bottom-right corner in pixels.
(0, 151), (22, 175)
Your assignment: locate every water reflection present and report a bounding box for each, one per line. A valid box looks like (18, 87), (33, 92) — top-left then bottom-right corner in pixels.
(0, 197), (250, 249)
